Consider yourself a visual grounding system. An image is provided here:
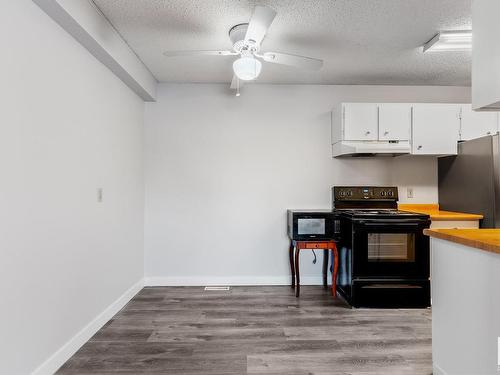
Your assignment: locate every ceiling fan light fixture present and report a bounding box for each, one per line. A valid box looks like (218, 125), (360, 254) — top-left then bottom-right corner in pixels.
(232, 56), (262, 81)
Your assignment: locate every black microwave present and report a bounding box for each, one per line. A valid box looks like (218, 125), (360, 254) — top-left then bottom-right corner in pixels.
(287, 210), (338, 241)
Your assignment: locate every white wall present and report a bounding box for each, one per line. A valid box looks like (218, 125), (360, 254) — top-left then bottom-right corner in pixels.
(144, 83), (470, 285)
(391, 155), (440, 203)
(33, 0), (157, 101)
(0, 1), (144, 374)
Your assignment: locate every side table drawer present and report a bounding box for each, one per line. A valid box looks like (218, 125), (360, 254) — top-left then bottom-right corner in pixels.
(304, 242), (329, 249)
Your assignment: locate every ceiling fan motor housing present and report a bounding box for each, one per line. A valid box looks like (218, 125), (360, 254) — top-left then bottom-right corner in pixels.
(229, 23), (258, 53)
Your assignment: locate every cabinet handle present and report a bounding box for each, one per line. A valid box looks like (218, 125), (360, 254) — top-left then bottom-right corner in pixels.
(417, 145), (423, 150)
(384, 131), (389, 135)
(365, 131), (371, 135)
(487, 131), (492, 135)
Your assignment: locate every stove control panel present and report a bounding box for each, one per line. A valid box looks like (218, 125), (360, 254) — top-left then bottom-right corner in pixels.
(333, 186), (398, 201)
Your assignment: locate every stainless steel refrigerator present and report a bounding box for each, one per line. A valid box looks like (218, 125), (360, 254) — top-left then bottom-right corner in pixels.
(438, 135), (500, 228)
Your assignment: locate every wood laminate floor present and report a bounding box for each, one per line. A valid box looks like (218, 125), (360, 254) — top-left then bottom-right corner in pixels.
(57, 286), (432, 375)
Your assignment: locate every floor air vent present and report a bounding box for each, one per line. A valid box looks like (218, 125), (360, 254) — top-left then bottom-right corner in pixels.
(204, 286), (231, 291)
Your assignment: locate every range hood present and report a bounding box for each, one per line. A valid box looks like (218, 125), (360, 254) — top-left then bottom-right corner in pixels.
(332, 141), (411, 157)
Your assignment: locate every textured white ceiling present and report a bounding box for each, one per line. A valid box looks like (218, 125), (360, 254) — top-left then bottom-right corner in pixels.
(92, 0), (472, 85)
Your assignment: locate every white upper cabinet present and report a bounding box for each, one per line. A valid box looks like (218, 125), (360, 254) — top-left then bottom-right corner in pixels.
(342, 103), (378, 141)
(411, 104), (461, 155)
(459, 105), (499, 141)
(472, 0), (500, 111)
(332, 102), (466, 157)
(378, 104), (411, 141)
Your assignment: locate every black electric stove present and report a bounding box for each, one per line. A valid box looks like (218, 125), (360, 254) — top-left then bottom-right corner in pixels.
(332, 186), (431, 308)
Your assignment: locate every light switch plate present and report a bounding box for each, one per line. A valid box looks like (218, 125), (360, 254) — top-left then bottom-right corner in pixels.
(407, 187), (414, 199)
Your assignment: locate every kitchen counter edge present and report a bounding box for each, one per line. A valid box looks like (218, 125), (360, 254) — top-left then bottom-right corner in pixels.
(398, 204), (483, 221)
(423, 228), (500, 255)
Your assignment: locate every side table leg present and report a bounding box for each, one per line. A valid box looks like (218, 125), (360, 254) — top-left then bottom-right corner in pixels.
(332, 247), (338, 298)
(295, 248), (300, 297)
(322, 249), (328, 289)
(289, 241), (295, 289)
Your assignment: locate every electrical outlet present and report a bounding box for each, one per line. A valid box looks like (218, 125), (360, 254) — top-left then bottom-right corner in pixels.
(97, 188), (103, 203)
(407, 187), (414, 199)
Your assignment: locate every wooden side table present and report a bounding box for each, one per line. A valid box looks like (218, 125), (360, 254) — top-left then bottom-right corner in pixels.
(289, 240), (338, 298)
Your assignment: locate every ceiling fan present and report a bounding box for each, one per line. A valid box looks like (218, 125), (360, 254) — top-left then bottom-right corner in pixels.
(163, 5), (323, 95)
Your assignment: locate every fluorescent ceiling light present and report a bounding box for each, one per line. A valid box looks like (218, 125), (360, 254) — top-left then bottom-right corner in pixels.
(423, 30), (472, 52)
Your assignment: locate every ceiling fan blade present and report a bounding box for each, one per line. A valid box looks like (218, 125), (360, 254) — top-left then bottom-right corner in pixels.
(230, 75), (238, 89)
(163, 50), (237, 57)
(230, 75), (245, 89)
(230, 75), (244, 97)
(260, 52), (323, 70)
(244, 6), (277, 46)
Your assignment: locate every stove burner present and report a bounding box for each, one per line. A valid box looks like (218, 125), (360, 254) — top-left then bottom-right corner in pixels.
(334, 208), (428, 219)
(352, 209), (418, 215)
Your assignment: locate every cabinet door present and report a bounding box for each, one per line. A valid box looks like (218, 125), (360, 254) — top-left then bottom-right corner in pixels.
(460, 105), (498, 140)
(343, 103), (378, 141)
(472, 0), (500, 110)
(412, 104), (461, 155)
(378, 104), (411, 141)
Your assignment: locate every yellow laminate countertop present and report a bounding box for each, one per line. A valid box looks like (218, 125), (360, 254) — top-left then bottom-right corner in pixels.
(424, 228), (500, 255)
(398, 204), (483, 221)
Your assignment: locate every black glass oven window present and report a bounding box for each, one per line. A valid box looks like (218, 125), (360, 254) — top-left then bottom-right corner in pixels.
(297, 218), (325, 235)
(367, 233), (415, 262)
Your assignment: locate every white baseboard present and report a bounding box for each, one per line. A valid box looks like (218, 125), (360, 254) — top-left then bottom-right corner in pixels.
(144, 275), (324, 286)
(32, 279), (144, 375)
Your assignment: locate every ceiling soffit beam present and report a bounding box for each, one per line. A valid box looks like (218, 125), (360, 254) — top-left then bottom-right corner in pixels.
(33, 0), (157, 102)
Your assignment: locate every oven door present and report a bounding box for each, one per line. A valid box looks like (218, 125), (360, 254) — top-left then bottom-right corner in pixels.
(352, 218), (430, 279)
